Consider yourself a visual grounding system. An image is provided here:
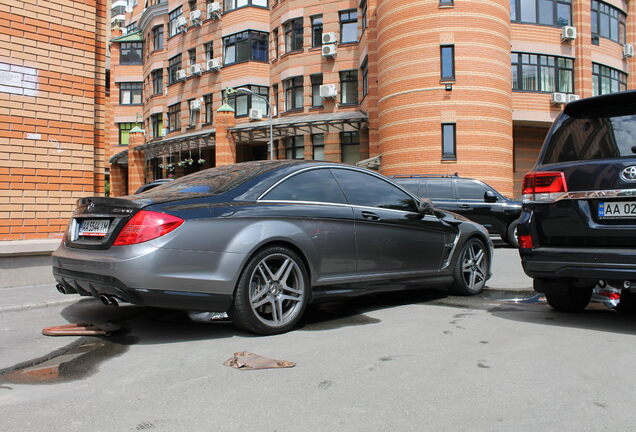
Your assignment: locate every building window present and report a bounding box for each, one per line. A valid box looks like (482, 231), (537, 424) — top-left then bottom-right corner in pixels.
(119, 82), (143, 105)
(224, 0), (267, 12)
(285, 136), (304, 159)
(591, 1), (626, 45)
(360, 0), (367, 31)
(592, 63), (627, 96)
(118, 123), (134, 146)
(511, 52), (574, 93)
(311, 15), (323, 48)
(284, 18), (304, 53)
(168, 54), (182, 85)
(439, 0), (454, 5)
(440, 45), (455, 80)
(510, 0), (571, 27)
(188, 98), (198, 127)
(312, 134), (324, 160)
(151, 69), (163, 95)
(442, 123), (456, 160)
(188, 48), (197, 67)
(120, 42), (143, 65)
(204, 42), (214, 61)
(225, 85), (269, 117)
(126, 22), (138, 34)
(341, 131), (360, 165)
(361, 57), (368, 97)
(150, 113), (163, 139)
(284, 76), (304, 111)
(272, 28), (279, 58)
(339, 10), (358, 43)
(152, 25), (164, 50)
(311, 74), (323, 107)
(168, 6), (183, 37)
(204, 94), (213, 123)
(188, 0), (197, 10)
(272, 84), (279, 116)
(223, 31), (268, 65)
(340, 70), (358, 105)
(168, 103), (180, 132)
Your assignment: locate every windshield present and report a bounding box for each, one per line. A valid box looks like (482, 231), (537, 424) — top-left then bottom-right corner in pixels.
(542, 113), (636, 164)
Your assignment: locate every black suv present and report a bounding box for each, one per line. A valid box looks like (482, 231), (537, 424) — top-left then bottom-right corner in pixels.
(392, 174), (522, 247)
(518, 90), (636, 312)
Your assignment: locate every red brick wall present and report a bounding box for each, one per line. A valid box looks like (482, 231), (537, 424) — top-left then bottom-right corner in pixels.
(0, 0), (106, 241)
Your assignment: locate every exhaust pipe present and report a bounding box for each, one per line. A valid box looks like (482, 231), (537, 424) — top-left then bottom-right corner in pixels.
(98, 294), (129, 307)
(109, 296), (129, 307)
(99, 294), (111, 305)
(56, 284), (67, 294)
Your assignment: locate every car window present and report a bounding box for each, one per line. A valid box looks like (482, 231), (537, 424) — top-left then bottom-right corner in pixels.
(423, 179), (454, 199)
(262, 169), (347, 204)
(457, 181), (489, 200)
(393, 178), (420, 196)
(331, 169), (418, 212)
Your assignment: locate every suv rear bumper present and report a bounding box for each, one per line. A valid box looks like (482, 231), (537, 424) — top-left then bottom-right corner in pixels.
(520, 247), (636, 280)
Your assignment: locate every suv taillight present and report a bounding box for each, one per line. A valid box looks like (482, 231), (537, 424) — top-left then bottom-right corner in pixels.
(113, 210), (183, 246)
(522, 171), (568, 203)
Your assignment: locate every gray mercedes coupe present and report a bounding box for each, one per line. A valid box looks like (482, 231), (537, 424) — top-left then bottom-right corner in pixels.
(52, 161), (492, 334)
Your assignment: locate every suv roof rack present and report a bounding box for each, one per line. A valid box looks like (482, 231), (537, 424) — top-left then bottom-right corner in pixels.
(391, 173), (460, 179)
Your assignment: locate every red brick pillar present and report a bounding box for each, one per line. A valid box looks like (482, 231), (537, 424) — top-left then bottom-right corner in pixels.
(127, 127), (146, 194)
(215, 104), (237, 166)
(109, 164), (127, 197)
(323, 132), (341, 163)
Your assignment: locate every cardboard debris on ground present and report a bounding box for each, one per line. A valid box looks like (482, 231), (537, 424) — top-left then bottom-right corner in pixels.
(223, 351), (296, 370)
(42, 322), (120, 337)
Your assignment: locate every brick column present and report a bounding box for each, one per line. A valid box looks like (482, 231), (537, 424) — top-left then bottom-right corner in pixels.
(127, 127), (146, 194)
(215, 104), (237, 166)
(574, 0), (593, 98)
(109, 164), (127, 197)
(323, 132), (341, 163)
(627, 7), (636, 89)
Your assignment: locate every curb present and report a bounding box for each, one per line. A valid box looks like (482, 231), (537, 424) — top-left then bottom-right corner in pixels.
(0, 297), (80, 313)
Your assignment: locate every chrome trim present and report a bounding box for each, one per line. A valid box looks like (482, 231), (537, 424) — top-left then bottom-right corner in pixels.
(257, 199), (424, 216)
(558, 189), (636, 201)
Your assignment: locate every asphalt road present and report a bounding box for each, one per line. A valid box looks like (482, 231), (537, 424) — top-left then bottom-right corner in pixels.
(2, 247), (635, 431)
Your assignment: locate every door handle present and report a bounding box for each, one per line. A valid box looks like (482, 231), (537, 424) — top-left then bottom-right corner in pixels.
(458, 204), (471, 209)
(361, 211), (380, 221)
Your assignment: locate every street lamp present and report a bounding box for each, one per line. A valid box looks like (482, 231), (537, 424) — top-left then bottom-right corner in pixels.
(226, 87), (275, 160)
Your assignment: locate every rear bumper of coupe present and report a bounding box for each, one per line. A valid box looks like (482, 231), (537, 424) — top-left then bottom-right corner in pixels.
(52, 242), (247, 312)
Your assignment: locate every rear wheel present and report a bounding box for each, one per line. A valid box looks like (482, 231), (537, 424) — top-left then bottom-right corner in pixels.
(229, 246), (309, 335)
(450, 238), (489, 295)
(539, 279), (593, 312)
(505, 220), (519, 248)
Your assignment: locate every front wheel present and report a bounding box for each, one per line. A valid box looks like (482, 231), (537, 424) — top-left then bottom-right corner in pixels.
(450, 238), (489, 296)
(229, 246), (309, 335)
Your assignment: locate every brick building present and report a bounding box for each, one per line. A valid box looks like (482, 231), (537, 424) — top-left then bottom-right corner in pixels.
(108, 0), (634, 199)
(0, 0), (107, 242)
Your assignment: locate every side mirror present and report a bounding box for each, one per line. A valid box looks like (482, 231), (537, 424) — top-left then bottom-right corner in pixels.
(484, 190), (498, 203)
(418, 198), (435, 215)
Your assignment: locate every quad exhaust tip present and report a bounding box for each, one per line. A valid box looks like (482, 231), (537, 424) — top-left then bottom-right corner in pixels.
(56, 284), (76, 295)
(98, 294), (128, 307)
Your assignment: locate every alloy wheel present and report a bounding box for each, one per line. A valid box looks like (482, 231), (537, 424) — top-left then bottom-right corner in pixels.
(461, 241), (487, 292)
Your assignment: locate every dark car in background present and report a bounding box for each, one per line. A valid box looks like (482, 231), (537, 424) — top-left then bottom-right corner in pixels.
(52, 161), (493, 335)
(392, 174), (522, 247)
(518, 90), (636, 312)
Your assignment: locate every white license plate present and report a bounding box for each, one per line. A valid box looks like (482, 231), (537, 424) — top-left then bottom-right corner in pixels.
(78, 219), (110, 237)
(598, 201), (636, 219)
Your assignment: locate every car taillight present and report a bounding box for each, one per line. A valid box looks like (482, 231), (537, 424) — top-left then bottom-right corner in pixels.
(522, 171), (568, 203)
(113, 210), (183, 246)
(518, 234), (534, 249)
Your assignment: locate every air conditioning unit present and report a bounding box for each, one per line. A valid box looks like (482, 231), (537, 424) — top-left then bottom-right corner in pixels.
(551, 92), (567, 104)
(207, 2), (221, 19)
(176, 69), (187, 80)
(161, 128), (167, 137)
(322, 32), (337, 44)
(176, 16), (188, 30)
(190, 9), (202, 25)
(190, 63), (202, 75)
(249, 108), (263, 121)
(624, 43), (634, 58)
(190, 99), (201, 111)
(322, 44), (337, 58)
(206, 57), (222, 71)
(320, 84), (337, 98)
(125, 5), (133, 13)
(566, 94), (580, 103)
(561, 26), (576, 41)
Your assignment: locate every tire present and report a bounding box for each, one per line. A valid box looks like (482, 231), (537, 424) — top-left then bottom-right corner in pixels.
(229, 246), (309, 335)
(543, 282), (593, 312)
(505, 220), (519, 248)
(450, 238), (489, 296)
(617, 290), (636, 314)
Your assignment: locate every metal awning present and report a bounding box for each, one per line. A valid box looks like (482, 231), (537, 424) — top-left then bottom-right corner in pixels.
(109, 130), (216, 164)
(230, 111), (368, 143)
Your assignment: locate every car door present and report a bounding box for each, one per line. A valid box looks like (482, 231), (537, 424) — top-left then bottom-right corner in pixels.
(259, 168), (357, 281)
(421, 178), (457, 212)
(330, 168), (448, 277)
(454, 179), (503, 233)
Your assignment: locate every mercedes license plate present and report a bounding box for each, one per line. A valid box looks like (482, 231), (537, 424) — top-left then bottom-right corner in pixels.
(78, 219), (110, 237)
(598, 201), (636, 219)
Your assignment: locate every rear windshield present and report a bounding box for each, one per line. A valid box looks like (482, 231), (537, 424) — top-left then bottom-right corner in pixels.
(542, 113), (636, 164)
(143, 162), (282, 195)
